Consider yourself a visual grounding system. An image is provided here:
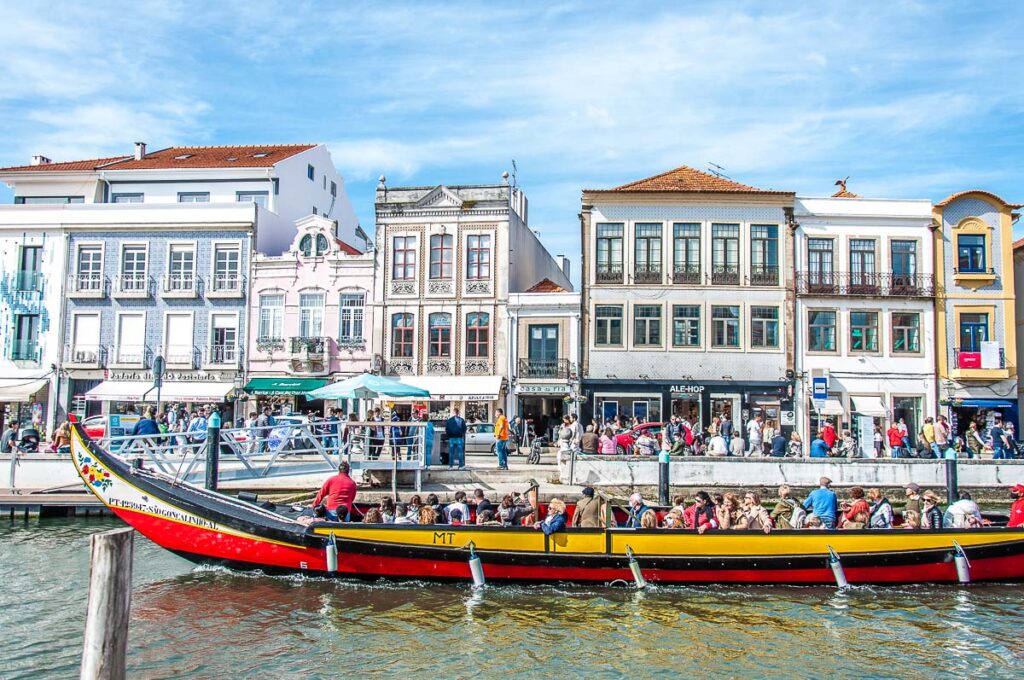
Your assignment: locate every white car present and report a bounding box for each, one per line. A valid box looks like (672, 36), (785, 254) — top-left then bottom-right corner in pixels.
(465, 422), (519, 454)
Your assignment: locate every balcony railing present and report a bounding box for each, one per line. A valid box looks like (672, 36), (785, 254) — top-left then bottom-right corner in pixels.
(595, 265), (624, 284)
(11, 339), (40, 362)
(164, 346), (197, 368)
(64, 344), (106, 367)
(518, 357), (571, 379)
(797, 272), (933, 297)
(711, 264), (740, 285)
(68, 273), (106, 296)
(749, 264), (779, 286)
(953, 267), (996, 276)
(111, 344), (150, 367)
(209, 272), (244, 295)
(162, 273), (197, 295)
(14, 270), (43, 292)
(953, 347), (1006, 370)
(290, 336), (328, 356)
(672, 264), (701, 285)
(114, 273), (150, 297)
(206, 344), (239, 366)
(633, 265), (662, 284)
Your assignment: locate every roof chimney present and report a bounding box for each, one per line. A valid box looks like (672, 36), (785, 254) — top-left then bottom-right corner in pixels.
(31, 155), (52, 166)
(134, 142), (147, 161)
(555, 255), (571, 281)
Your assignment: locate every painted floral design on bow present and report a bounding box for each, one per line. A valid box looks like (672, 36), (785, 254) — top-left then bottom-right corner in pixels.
(79, 454), (113, 491)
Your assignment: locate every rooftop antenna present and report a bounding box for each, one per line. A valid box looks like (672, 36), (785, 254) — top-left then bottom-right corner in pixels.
(707, 162), (731, 180)
(511, 159), (518, 189)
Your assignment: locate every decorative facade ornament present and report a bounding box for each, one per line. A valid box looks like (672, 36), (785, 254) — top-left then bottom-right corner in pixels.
(336, 338), (366, 351)
(464, 360), (491, 375)
(387, 360), (414, 375)
(426, 358), (452, 375)
(391, 281), (415, 295)
(256, 337), (285, 354)
(466, 280), (491, 294)
(428, 280), (453, 295)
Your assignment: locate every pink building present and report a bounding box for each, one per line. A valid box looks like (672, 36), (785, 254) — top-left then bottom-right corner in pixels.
(244, 215), (374, 413)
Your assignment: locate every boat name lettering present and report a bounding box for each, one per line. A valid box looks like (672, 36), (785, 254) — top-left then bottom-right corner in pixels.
(107, 497), (217, 529)
(432, 531), (455, 545)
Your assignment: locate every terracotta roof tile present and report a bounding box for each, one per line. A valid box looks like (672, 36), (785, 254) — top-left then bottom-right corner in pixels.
(334, 238), (362, 256)
(0, 144), (317, 173)
(586, 165), (793, 195)
(525, 277), (567, 293)
(0, 155), (130, 172)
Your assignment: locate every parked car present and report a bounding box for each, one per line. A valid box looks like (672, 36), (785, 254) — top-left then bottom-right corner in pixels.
(83, 416), (106, 440)
(613, 422), (664, 455)
(466, 422), (519, 455)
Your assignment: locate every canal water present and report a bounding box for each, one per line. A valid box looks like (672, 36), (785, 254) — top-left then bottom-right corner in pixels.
(2, 517), (1022, 678)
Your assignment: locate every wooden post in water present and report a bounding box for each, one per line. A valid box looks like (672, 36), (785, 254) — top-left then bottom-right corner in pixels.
(81, 527), (134, 680)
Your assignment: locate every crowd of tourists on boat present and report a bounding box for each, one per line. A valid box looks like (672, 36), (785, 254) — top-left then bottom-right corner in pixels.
(301, 463), (1024, 532)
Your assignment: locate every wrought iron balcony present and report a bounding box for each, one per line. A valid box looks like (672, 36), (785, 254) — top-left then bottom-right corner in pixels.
(68, 274), (107, 298)
(633, 265), (662, 284)
(672, 264), (701, 285)
(884, 273), (933, 297)
(289, 336), (328, 357)
(797, 271), (934, 297)
(953, 347), (1005, 369)
(161, 273), (197, 297)
(63, 344), (106, 367)
(164, 346), (198, 368)
(749, 264), (779, 286)
(206, 344), (239, 366)
(208, 272), (245, 297)
(518, 357), (570, 379)
(846, 271), (881, 295)
(110, 344), (150, 367)
(711, 264), (740, 285)
(595, 264), (624, 284)
(113, 274), (151, 298)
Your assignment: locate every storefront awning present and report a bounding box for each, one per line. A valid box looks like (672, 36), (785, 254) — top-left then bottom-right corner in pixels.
(851, 396), (887, 417)
(815, 397), (844, 416)
(959, 399), (1015, 408)
(0, 378), (49, 402)
(85, 381), (234, 402)
(394, 375), (503, 402)
(243, 378), (327, 395)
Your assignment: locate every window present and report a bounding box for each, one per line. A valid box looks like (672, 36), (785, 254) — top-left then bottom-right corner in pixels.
(210, 314), (237, 364)
(177, 192), (209, 203)
(850, 312), (879, 352)
(711, 224), (739, 283)
(750, 225), (778, 284)
(672, 305), (700, 347)
(76, 245), (103, 291)
(527, 324), (558, 363)
(339, 293), (365, 342)
(466, 312), (490, 358)
(596, 223), (624, 280)
(849, 239), (877, 290)
(391, 313), (414, 357)
(330, 181), (337, 197)
(300, 234), (313, 256)
(121, 245), (147, 291)
(213, 244), (241, 290)
(429, 234), (453, 279)
(712, 305), (740, 347)
(633, 305), (662, 346)
(167, 245), (195, 290)
(16, 245), (42, 291)
(672, 223), (701, 282)
(312, 207), (318, 216)
(957, 235), (986, 273)
(634, 223), (662, 280)
(808, 311), (836, 351)
(323, 176), (327, 190)
(115, 313), (146, 364)
(959, 313), (988, 352)
(236, 191), (268, 208)
(12, 314), (40, 361)
(466, 234), (491, 280)
(299, 292), (325, 337)
(112, 193), (143, 203)
(595, 305), (623, 346)
(892, 313), (920, 353)
(891, 240), (918, 282)
(392, 236), (416, 280)
(258, 294), (284, 341)
(316, 233), (329, 256)
(70, 313), (101, 362)
(307, 164), (315, 180)
(164, 313), (194, 365)
(750, 306), (779, 348)
(15, 196), (84, 204)
(428, 313), (452, 357)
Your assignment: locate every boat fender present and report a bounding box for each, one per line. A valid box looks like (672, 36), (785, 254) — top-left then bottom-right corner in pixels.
(326, 533), (338, 573)
(827, 545), (848, 589)
(467, 541), (485, 588)
(953, 541), (971, 584)
(625, 545), (647, 590)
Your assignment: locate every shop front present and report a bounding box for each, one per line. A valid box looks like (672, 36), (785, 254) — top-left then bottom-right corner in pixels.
(0, 377), (51, 432)
(395, 375), (505, 424)
(83, 370), (239, 422)
(803, 390), (927, 453)
(945, 398), (1019, 441)
(241, 377), (329, 417)
(515, 382), (571, 443)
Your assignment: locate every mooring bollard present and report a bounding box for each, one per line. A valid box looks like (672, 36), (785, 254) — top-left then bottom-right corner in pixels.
(81, 527), (134, 680)
(205, 410), (221, 491)
(658, 450), (670, 507)
(945, 457), (958, 506)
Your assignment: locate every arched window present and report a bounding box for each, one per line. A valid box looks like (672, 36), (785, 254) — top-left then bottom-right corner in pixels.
(299, 234), (313, 257)
(466, 312), (490, 358)
(391, 313), (414, 357)
(316, 233), (329, 256)
(428, 312), (452, 357)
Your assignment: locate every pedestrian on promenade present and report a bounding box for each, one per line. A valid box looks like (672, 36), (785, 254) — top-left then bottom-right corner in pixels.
(770, 428), (787, 457)
(809, 433), (829, 458)
(819, 419), (837, 452)
(803, 477), (838, 529)
(990, 417), (1011, 460)
(494, 408), (510, 470)
(720, 413), (733, 439)
(887, 422), (904, 458)
(445, 407), (468, 470)
(746, 414), (763, 457)
(729, 431), (745, 457)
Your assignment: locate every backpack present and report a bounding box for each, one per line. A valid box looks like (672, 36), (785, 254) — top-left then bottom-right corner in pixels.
(788, 499), (807, 529)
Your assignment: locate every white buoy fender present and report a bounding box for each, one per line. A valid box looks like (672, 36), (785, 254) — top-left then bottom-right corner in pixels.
(626, 545), (647, 590)
(326, 534), (338, 572)
(827, 545), (848, 589)
(468, 543), (485, 588)
(953, 541), (971, 584)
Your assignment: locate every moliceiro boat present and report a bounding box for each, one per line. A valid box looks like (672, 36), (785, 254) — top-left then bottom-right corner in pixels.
(71, 425), (1024, 585)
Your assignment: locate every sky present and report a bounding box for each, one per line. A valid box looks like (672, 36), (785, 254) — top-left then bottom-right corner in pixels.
(2, 0), (1023, 284)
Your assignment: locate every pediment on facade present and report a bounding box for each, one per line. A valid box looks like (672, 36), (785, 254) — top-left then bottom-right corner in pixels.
(415, 186), (463, 209)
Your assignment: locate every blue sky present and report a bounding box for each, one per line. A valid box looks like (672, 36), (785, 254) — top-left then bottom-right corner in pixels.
(2, 0), (1023, 281)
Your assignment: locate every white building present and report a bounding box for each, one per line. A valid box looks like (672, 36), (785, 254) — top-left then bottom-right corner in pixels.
(372, 174), (572, 423)
(793, 191), (936, 452)
(1, 143), (360, 255)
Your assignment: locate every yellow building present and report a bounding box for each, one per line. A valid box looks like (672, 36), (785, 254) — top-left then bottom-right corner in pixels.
(933, 190), (1020, 438)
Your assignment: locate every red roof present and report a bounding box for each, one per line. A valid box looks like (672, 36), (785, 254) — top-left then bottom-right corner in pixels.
(0, 144), (317, 173)
(587, 165), (793, 195)
(525, 278), (567, 293)
(334, 238), (362, 256)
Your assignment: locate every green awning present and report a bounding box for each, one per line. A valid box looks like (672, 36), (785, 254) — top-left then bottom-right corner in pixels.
(243, 378), (328, 395)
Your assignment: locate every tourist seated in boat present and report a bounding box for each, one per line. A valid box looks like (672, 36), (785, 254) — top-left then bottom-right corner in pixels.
(839, 487), (870, 528)
(733, 492), (772, 533)
(841, 512), (868, 530)
(418, 505), (439, 524)
(534, 498), (567, 535)
(477, 509), (502, 526)
(903, 483), (923, 516)
(1010, 484), (1024, 527)
(866, 488), (894, 528)
(406, 495), (423, 521)
(770, 485), (806, 529)
(497, 494), (533, 526)
(572, 487), (603, 528)
(379, 497), (397, 524)
(945, 491), (985, 528)
(803, 514), (825, 529)
(311, 461), (357, 522)
(444, 491), (470, 524)
(902, 510), (921, 529)
(669, 494), (696, 529)
(662, 509), (685, 529)
(363, 508), (384, 523)
(473, 489), (493, 516)
(919, 490), (943, 530)
(625, 493), (657, 528)
(426, 493), (445, 523)
(449, 509), (466, 526)
(693, 491), (720, 534)
(803, 477), (838, 529)
(716, 492), (742, 529)
(394, 502), (416, 525)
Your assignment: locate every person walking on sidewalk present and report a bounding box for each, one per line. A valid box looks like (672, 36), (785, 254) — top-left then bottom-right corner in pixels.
(494, 408), (510, 470)
(446, 407), (468, 470)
